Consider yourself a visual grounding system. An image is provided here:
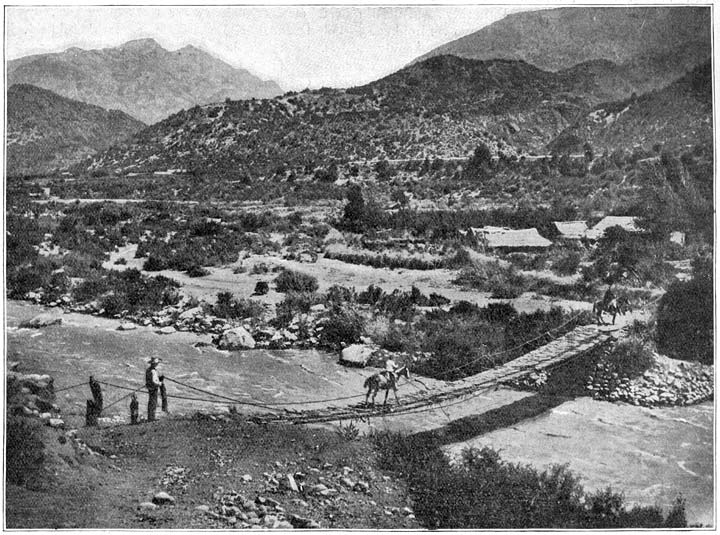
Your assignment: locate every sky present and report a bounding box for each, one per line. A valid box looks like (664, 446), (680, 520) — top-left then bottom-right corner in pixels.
(5, 5), (535, 90)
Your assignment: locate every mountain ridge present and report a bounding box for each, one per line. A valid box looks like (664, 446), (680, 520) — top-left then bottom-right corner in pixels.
(8, 39), (283, 124)
(75, 55), (698, 178)
(414, 6), (710, 95)
(7, 84), (146, 177)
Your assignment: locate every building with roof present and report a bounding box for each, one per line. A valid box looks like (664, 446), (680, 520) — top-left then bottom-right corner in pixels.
(471, 226), (552, 252)
(585, 216), (642, 241)
(553, 221), (589, 240)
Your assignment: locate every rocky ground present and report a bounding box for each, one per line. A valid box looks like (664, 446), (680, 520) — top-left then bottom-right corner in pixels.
(6, 371), (421, 529)
(587, 352), (713, 407)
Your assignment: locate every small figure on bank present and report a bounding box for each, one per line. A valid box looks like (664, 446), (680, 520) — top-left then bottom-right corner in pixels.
(145, 357), (162, 422)
(129, 393), (139, 425)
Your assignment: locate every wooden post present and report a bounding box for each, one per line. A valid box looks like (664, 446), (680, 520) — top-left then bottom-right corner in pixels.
(85, 376), (103, 427)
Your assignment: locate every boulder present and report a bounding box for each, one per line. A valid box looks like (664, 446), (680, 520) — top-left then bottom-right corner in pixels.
(179, 307), (203, 320)
(288, 514), (321, 529)
(20, 314), (62, 329)
(152, 491), (176, 506)
(48, 418), (65, 429)
(340, 344), (373, 367)
(156, 326), (176, 335)
(139, 502), (158, 512)
(217, 327), (256, 350)
(117, 322), (137, 331)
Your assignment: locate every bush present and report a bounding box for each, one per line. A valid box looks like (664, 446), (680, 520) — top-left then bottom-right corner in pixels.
(551, 250), (582, 276)
(318, 304), (365, 349)
(6, 416), (46, 485)
(274, 269), (319, 293)
(656, 262), (713, 364)
(213, 291), (265, 320)
(373, 433), (686, 529)
(186, 265), (210, 277)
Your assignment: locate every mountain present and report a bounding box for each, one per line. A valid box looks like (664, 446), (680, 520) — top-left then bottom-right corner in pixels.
(7, 84), (145, 177)
(415, 7), (710, 95)
(7, 38), (283, 124)
(78, 56), (635, 178)
(549, 62), (712, 154)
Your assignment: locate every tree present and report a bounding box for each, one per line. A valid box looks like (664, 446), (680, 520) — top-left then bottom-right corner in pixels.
(464, 142), (493, 181)
(656, 255), (713, 364)
(342, 185), (366, 232)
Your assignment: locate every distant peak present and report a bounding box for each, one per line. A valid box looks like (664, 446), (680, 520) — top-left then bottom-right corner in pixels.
(120, 38), (164, 51)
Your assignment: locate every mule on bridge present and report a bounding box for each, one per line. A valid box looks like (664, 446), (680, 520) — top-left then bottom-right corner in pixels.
(592, 296), (630, 325)
(363, 365), (411, 407)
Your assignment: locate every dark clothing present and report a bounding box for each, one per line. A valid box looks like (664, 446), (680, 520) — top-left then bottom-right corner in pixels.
(147, 388), (158, 422)
(145, 365), (161, 421)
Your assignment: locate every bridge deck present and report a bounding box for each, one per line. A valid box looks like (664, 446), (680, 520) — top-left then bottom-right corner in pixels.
(252, 324), (617, 425)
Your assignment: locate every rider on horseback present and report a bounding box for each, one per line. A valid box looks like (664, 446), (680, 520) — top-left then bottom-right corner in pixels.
(603, 285), (617, 309)
(382, 358), (399, 384)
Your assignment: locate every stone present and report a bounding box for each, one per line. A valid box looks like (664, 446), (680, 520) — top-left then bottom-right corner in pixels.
(262, 515), (278, 527)
(354, 481), (370, 493)
(340, 477), (355, 488)
(340, 344), (374, 366)
(118, 322), (137, 331)
(156, 326), (176, 335)
(285, 473), (299, 492)
(288, 514), (320, 529)
(139, 502), (158, 511)
(48, 418), (65, 429)
(179, 306), (203, 320)
(40, 412), (52, 420)
(310, 303), (326, 313)
(195, 505), (210, 513)
(274, 520), (294, 529)
(310, 483), (328, 495)
(217, 327), (256, 350)
(241, 474), (253, 482)
(152, 491), (176, 506)
(20, 314), (62, 329)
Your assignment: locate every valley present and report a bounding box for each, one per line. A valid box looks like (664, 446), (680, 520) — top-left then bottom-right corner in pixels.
(5, 5), (714, 531)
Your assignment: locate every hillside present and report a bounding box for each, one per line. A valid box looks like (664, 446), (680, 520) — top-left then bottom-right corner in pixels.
(550, 62), (712, 154)
(8, 39), (283, 124)
(7, 84), (146, 177)
(415, 7), (710, 95)
(78, 56), (631, 178)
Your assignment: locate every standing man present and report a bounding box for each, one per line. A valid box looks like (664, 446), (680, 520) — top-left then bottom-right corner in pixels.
(145, 357), (162, 422)
(384, 357), (399, 384)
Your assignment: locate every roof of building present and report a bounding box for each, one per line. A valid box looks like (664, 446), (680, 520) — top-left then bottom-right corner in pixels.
(471, 226), (552, 248)
(553, 221), (588, 239)
(585, 216), (641, 240)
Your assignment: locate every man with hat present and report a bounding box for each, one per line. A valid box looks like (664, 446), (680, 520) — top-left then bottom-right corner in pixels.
(145, 357), (162, 422)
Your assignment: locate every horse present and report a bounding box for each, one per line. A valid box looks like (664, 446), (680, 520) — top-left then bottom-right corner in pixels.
(592, 296), (630, 325)
(363, 365), (411, 407)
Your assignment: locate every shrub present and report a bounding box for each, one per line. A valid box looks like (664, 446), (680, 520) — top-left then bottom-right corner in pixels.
(551, 250), (582, 276)
(213, 292), (266, 320)
(656, 263), (713, 364)
(274, 291), (321, 327)
(186, 265), (210, 277)
(318, 304), (365, 349)
(6, 415), (46, 485)
(274, 269), (319, 293)
(373, 433), (686, 529)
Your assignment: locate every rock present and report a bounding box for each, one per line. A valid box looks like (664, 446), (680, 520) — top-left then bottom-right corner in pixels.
(256, 496), (280, 508)
(274, 520), (294, 529)
(20, 314), (62, 329)
(217, 327), (256, 350)
(262, 515), (278, 527)
(40, 412), (52, 420)
(241, 474), (253, 482)
(152, 491), (176, 506)
(309, 303), (326, 313)
(195, 505), (210, 513)
(288, 514), (321, 529)
(117, 322), (137, 331)
(310, 483), (328, 495)
(179, 307), (203, 320)
(340, 477), (355, 488)
(156, 326), (176, 335)
(285, 474), (299, 492)
(48, 418), (65, 429)
(354, 481), (370, 493)
(139, 502), (158, 512)
(339, 344), (374, 367)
